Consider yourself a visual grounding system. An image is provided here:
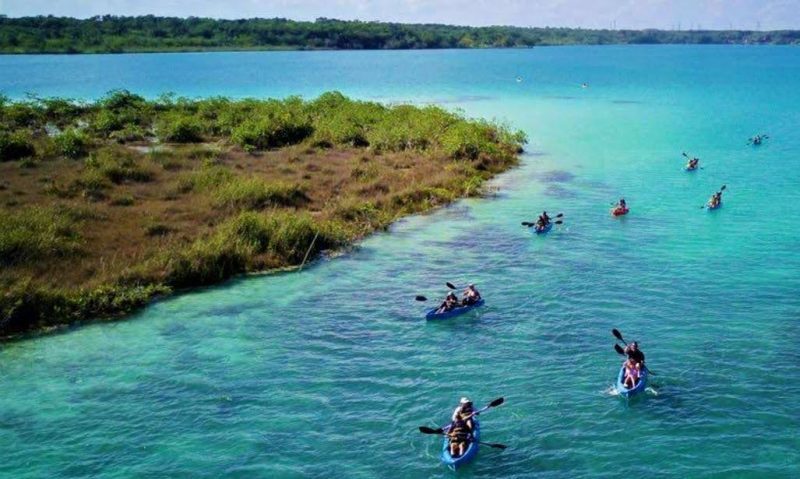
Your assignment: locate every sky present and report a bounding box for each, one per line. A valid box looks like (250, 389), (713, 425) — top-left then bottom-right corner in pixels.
(1, 0), (799, 30)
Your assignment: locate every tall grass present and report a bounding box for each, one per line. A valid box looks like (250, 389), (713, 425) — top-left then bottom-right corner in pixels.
(0, 207), (82, 265)
(213, 179), (308, 210)
(166, 211), (346, 288)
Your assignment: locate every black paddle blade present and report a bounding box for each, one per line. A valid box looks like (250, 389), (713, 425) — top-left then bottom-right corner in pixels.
(614, 344), (626, 355)
(419, 426), (444, 435)
(612, 328), (624, 342)
(521, 222), (533, 226)
(682, 152), (689, 157)
(486, 443), (508, 450)
(555, 213), (564, 218)
(415, 295), (427, 302)
(720, 184), (727, 191)
(487, 397), (504, 408)
(446, 282), (457, 290)
(554, 220), (563, 225)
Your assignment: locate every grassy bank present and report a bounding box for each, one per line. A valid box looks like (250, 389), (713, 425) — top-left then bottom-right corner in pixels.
(0, 91), (526, 339)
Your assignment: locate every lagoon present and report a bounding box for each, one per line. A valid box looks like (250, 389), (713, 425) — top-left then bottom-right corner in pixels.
(1, 45), (799, 477)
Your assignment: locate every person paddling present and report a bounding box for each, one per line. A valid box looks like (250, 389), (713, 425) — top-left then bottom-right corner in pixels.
(624, 341), (645, 366)
(461, 284), (481, 306)
(613, 198), (627, 214)
(536, 211), (551, 228)
(437, 292), (460, 314)
(452, 397), (476, 431)
(708, 190), (722, 208)
(687, 157), (700, 170)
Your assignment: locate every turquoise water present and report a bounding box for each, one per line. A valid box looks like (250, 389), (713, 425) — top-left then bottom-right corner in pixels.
(2, 46), (800, 477)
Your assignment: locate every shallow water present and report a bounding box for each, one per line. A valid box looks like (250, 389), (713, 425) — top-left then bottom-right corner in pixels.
(1, 46), (799, 478)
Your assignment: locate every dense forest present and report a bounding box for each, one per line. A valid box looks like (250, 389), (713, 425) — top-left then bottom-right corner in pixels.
(1, 16), (799, 53)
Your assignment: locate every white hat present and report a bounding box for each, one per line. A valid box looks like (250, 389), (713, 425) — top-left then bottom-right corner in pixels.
(460, 397), (471, 404)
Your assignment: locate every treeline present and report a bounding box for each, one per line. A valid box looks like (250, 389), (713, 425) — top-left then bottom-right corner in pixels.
(1, 16), (799, 53)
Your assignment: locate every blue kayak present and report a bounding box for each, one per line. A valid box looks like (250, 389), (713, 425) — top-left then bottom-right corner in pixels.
(615, 364), (648, 398)
(533, 222), (553, 234)
(441, 419), (480, 470)
(426, 299), (484, 321)
(707, 201), (722, 211)
(684, 166), (698, 172)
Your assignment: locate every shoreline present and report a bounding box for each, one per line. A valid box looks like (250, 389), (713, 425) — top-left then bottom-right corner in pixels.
(0, 43), (794, 56)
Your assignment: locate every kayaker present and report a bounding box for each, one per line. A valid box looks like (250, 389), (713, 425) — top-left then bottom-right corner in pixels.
(613, 198), (627, 214)
(623, 357), (641, 388)
(462, 284), (481, 306)
(446, 418), (472, 458)
(708, 191), (722, 208)
(537, 211), (551, 227)
(451, 397), (476, 431)
(437, 292), (460, 314)
(624, 341), (645, 366)
(687, 157), (699, 169)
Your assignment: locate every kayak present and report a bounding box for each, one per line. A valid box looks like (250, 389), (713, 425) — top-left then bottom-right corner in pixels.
(534, 222), (553, 234)
(684, 166), (698, 172)
(426, 299), (485, 321)
(707, 201), (722, 211)
(615, 364), (648, 398)
(611, 207), (629, 216)
(441, 419), (480, 470)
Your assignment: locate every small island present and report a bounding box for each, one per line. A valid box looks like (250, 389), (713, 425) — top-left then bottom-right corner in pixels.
(0, 90), (526, 338)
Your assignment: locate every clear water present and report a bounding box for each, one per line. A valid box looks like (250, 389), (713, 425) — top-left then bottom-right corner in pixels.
(1, 46), (799, 478)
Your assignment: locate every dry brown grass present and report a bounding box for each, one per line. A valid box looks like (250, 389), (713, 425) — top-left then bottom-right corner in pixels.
(0, 141), (510, 295)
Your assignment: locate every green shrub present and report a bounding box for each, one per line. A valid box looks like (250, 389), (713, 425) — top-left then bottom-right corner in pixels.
(109, 125), (147, 143)
(157, 112), (204, 143)
(54, 128), (88, 159)
(1, 102), (41, 129)
(230, 109), (313, 150)
(165, 234), (250, 288)
(0, 207), (82, 265)
(0, 282), (168, 336)
(212, 178), (308, 210)
(0, 131), (36, 161)
(217, 211), (341, 263)
(85, 148), (154, 183)
(178, 164), (234, 192)
(39, 97), (83, 125)
(110, 194), (135, 206)
(99, 89), (147, 111)
(73, 169), (111, 201)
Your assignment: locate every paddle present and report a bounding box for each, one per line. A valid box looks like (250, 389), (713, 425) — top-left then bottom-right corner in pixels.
(700, 184), (726, 209)
(418, 427), (508, 450)
(470, 397), (505, 416)
(522, 220), (563, 227)
(415, 295), (428, 302)
(612, 329), (656, 376)
(521, 213), (563, 227)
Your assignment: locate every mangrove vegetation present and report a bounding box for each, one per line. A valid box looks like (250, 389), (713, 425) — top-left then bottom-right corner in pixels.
(0, 16), (798, 54)
(0, 90), (526, 337)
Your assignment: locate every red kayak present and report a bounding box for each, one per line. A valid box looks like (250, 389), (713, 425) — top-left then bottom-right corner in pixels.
(611, 207), (629, 216)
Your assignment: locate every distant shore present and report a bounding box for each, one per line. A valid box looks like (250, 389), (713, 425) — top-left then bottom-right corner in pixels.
(1, 16), (798, 55)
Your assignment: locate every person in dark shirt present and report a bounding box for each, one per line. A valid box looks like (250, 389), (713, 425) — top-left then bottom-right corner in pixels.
(624, 341), (645, 365)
